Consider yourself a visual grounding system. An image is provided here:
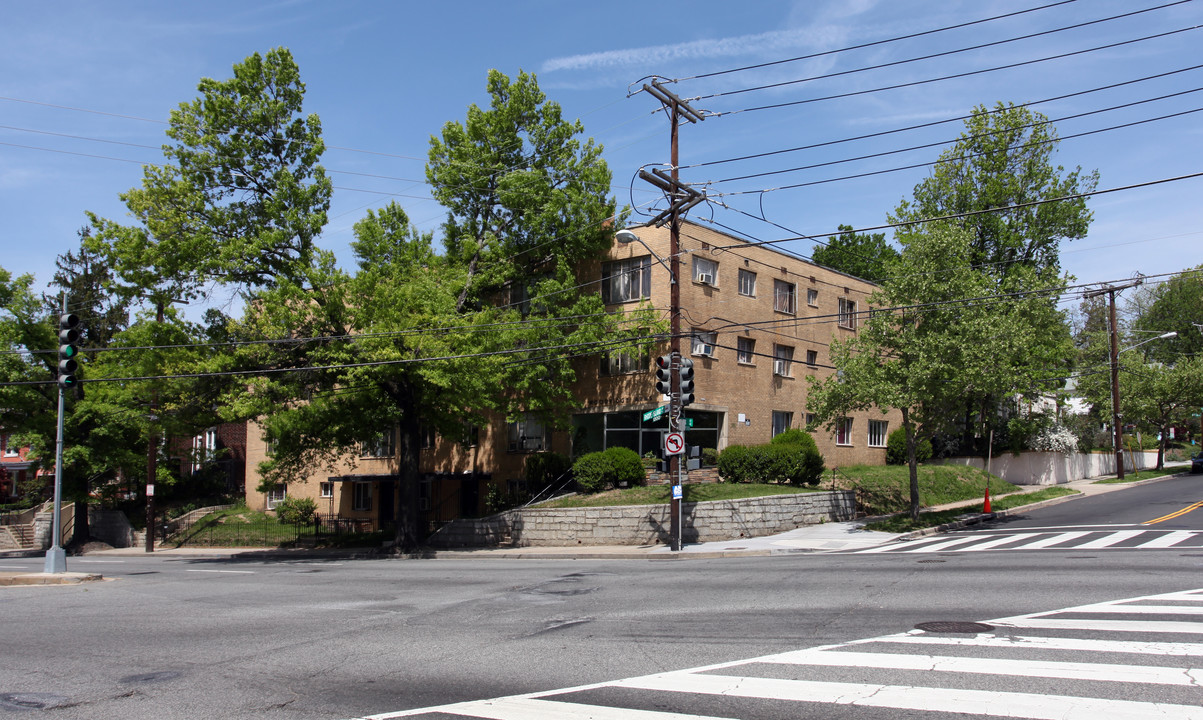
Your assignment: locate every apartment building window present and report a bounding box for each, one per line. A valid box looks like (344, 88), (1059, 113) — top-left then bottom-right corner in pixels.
(773, 344), (794, 377)
(420, 426), (437, 450)
(838, 297), (858, 329)
(691, 329), (717, 357)
(320, 482), (334, 499)
(266, 484), (286, 509)
(601, 256), (652, 304)
(836, 417), (853, 446)
(693, 256), (718, 285)
(868, 420), (889, 448)
(771, 411), (793, 438)
(353, 482), (373, 512)
(806, 413), (817, 428)
(807, 288), (819, 306)
(508, 415), (548, 452)
(806, 349), (818, 367)
(460, 422), (480, 448)
(737, 269), (756, 296)
(774, 279), (797, 314)
(361, 430), (396, 458)
(736, 337), (755, 365)
(601, 348), (647, 376)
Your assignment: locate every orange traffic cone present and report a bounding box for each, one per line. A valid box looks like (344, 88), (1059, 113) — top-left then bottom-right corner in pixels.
(983, 487), (992, 514)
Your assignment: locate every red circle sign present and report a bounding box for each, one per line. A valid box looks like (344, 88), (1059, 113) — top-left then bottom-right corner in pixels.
(664, 432), (685, 456)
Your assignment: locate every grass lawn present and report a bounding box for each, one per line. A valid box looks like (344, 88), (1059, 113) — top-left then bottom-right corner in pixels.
(828, 464), (1016, 517)
(1094, 467), (1185, 484)
(864, 486), (1079, 533)
(174, 506), (312, 547)
(533, 482), (822, 508)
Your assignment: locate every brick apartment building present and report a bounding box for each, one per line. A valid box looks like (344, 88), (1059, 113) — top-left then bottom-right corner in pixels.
(244, 220), (901, 532)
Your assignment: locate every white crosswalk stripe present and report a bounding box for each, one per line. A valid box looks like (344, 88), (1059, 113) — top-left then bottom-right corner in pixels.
(854, 528), (1203, 554)
(353, 588), (1203, 720)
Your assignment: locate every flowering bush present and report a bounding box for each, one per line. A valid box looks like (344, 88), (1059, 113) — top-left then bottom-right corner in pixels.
(1031, 423), (1079, 455)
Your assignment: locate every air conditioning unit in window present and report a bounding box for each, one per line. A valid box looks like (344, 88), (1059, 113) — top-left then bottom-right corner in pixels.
(695, 344), (714, 357)
(696, 273), (714, 285)
(774, 360), (788, 376)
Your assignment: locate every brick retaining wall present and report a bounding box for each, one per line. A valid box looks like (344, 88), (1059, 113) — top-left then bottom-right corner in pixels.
(427, 489), (855, 549)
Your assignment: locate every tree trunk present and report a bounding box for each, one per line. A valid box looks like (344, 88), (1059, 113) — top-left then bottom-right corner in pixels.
(903, 407), (920, 522)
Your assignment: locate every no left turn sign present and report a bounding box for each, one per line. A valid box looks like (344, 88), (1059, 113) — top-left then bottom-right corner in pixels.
(664, 432), (685, 456)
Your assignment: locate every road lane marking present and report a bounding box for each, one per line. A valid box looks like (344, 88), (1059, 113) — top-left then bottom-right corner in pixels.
(1008, 531), (1093, 549)
(955, 534), (1026, 551)
(761, 648), (1201, 685)
(1144, 500), (1203, 524)
(376, 697), (739, 720)
(868, 633), (1203, 656)
(1073, 530), (1150, 548)
(1136, 530), (1197, 548)
(616, 672), (1203, 720)
(185, 569), (254, 574)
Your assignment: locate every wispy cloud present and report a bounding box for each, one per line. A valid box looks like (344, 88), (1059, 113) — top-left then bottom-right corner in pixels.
(541, 27), (837, 75)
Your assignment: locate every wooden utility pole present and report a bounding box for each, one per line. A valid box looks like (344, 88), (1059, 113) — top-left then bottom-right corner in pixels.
(1084, 280), (1142, 481)
(639, 80), (704, 551)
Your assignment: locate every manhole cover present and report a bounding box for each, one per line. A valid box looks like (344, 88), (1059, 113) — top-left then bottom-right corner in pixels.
(914, 621), (994, 633)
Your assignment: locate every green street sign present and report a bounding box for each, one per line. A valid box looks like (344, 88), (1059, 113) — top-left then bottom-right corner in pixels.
(685, 418), (694, 428)
(642, 405), (668, 422)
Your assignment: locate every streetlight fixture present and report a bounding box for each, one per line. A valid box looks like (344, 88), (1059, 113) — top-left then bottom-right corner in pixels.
(616, 228), (675, 283)
(1111, 330), (1176, 480)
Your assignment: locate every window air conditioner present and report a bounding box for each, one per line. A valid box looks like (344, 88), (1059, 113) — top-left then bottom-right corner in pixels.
(697, 273), (714, 285)
(774, 360), (788, 376)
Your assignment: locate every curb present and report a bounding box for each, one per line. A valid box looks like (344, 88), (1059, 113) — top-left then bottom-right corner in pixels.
(0, 572), (103, 587)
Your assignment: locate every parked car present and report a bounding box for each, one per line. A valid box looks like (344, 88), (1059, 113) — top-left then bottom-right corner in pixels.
(1193, 453), (1203, 474)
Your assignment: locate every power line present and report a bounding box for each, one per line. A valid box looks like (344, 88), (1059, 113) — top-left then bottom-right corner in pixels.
(695, 2), (1190, 101)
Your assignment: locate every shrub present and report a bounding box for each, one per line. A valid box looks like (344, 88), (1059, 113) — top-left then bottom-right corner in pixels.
(1031, 423), (1079, 455)
(701, 447), (719, 467)
(770, 428), (819, 454)
(275, 496), (317, 525)
(886, 427), (932, 465)
(572, 447), (646, 494)
(718, 442), (824, 485)
(525, 452), (572, 491)
(717, 444), (752, 482)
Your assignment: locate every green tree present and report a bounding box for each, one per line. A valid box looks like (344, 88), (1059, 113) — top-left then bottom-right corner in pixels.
(811, 225), (899, 284)
(244, 72), (648, 550)
(1123, 356), (1203, 468)
(1131, 267), (1203, 364)
(891, 102), (1098, 275)
(807, 223), (1065, 521)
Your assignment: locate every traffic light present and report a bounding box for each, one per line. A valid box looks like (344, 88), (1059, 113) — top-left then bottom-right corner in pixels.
(678, 357), (695, 406)
(655, 354), (672, 396)
(57, 313), (80, 389)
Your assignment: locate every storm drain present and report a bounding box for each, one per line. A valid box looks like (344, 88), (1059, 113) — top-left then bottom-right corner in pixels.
(914, 621), (994, 634)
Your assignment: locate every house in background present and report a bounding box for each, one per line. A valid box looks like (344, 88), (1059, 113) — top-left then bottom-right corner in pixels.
(1, 432), (47, 504)
(244, 221), (901, 536)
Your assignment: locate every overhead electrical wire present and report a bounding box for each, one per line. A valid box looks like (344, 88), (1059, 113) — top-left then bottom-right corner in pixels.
(694, 2), (1190, 101)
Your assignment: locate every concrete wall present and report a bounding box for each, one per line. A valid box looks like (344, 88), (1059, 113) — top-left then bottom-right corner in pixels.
(428, 489), (855, 548)
(941, 450), (1160, 486)
(89, 509), (137, 548)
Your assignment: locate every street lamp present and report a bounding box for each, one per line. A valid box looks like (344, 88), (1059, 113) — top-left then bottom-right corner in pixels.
(616, 228), (675, 283)
(1111, 330), (1176, 480)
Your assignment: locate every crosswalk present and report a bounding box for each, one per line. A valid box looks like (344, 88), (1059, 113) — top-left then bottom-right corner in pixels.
(351, 588), (1203, 720)
(853, 525), (1203, 554)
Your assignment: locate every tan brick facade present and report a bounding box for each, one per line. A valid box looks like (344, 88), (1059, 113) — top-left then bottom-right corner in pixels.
(243, 221), (900, 529)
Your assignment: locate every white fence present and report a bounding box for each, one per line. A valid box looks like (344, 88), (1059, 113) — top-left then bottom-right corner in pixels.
(941, 450), (1159, 486)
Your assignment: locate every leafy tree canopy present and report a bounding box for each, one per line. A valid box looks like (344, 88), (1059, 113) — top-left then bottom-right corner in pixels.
(811, 225), (899, 284)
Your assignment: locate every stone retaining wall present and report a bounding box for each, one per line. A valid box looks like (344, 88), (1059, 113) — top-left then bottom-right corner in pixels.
(428, 489), (855, 549)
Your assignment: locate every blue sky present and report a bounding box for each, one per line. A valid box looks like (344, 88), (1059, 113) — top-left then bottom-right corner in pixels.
(2, 0), (1200, 316)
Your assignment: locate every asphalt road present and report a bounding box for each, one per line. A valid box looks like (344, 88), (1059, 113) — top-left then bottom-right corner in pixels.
(1, 477), (1201, 719)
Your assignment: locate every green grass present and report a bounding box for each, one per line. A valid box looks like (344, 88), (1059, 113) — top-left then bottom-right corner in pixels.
(1094, 467), (1184, 484)
(174, 507), (312, 547)
(533, 482), (821, 508)
(864, 486), (1079, 533)
(828, 464), (1016, 517)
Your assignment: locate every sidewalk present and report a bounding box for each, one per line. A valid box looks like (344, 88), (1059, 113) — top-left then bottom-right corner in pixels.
(1, 465), (1189, 580)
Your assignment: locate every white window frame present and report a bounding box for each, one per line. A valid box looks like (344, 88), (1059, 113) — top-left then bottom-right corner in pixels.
(691, 329), (717, 357)
(2, 435), (18, 458)
(693, 256), (718, 286)
(807, 288), (819, 307)
(836, 417), (853, 446)
(266, 484), (286, 510)
(737, 269), (756, 297)
(601, 256), (652, 304)
(320, 481), (334, 499)
(774, 279), (796, 314)
(773, 344), (793, 377)
(508, 415), (548, 453)
(736, 336), (755, 365)
(601, 348), (647, 376)
(352, 481), (373, 512)
(361, 430), (396, 458)
(868, 420), (889, 448)
(839, 297), (858, 329)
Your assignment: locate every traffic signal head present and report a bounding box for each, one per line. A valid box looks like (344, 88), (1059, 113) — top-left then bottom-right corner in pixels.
(57, 313), (80, 389)
(654, 354), (672, 396)
(678, 357), (695, 406)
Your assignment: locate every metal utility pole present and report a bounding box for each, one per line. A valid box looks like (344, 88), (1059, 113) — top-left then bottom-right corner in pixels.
(1084, 280), (1142, 481)
(145, 299), (164, 553)
(638, 80), (705, 551)
(44, 292), (69, 574)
